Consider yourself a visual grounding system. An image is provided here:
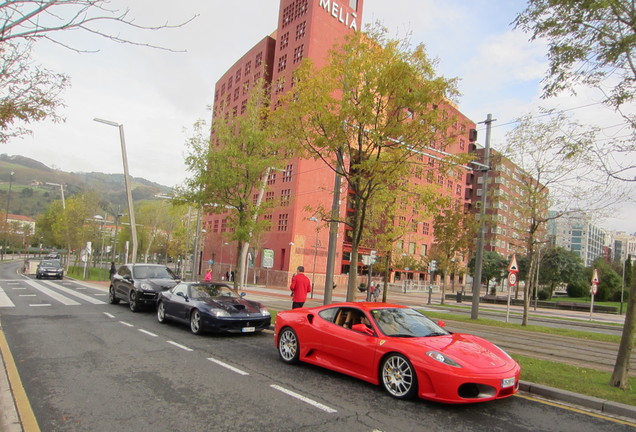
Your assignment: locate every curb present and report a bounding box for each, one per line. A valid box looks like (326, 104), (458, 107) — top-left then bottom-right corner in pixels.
(519, 381), (636, 421)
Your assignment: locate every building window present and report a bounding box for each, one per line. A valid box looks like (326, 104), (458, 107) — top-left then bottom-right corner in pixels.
(409, 242), (416, 254)
(296, 21), (306, 39)
(245, 61), (251, 75)
(267, 171), (276, 185)
(213, 219), (219, 233)
(243, 80), (250, 95)
(264, 215), (272, 231)
(228, 76), (233, 89)
(278, 54), (287, 72)
(456, 184), (462, 195)
(459, 138), (465, 150)
(420, 244), (428, 256)
(278, 214), (289, 231)
(275, 77), (285, 95)
(235, 68), (241, 82)
(283, 164), (293, 182)
(233, 88), (240, 101)
(221, 218), (227, 233)
(411, 220), (418, 232)
(240, 100), (247, 114)
(423, 222), (430, 235)
(255, 52), (263, 68)
(281, 189), (291, 206)
(293, 44), (305, 64)
(280, 32), (289, 50)
(266, 191), (275, 202)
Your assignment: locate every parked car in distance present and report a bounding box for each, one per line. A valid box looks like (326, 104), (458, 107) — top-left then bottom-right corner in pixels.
(45, 252), (61, 260)
(157, 282), (271, 335)
(109, 264), (179, 312)
(36, 260), (64, 279)
(275, 302), (520, 404)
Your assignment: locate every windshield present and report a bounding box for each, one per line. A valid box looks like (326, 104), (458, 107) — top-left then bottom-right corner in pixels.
(133, 265), (176, 279)
(190, 284), (234, 299)
(370, 308), (450, 338)
(40, 260), (60, 267)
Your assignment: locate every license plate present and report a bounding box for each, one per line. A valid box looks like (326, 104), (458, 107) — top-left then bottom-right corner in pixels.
(502, 377), (515, 388)
(242, 327), (256, 333)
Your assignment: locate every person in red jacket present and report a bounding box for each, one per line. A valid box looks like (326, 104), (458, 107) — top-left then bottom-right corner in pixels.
(289, 265), (312, 309)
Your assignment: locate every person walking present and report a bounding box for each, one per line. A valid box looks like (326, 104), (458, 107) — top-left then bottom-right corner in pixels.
(109, 262), (117, 281)
(204, 268), (213, 282)
(289, 266), (311, 309)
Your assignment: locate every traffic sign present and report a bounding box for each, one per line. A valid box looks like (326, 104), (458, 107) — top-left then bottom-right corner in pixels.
(591, 269), (599, 285)
(508, 272), (517, 287)
(591, 284), (598, 295)
(507, 254), (519, 273)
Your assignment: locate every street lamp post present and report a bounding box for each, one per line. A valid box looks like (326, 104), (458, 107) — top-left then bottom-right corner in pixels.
(2, 171), (15, 260)
(45, 182), (65, 209)
(94, 118), (138, 263)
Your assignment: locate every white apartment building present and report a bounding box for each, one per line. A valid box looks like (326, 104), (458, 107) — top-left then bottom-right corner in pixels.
(552, 213), (607, 267)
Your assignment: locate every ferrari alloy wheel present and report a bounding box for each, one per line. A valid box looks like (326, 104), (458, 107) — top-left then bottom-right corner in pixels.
(381, 354), (418, 399)
(109, 286), (120, 305)
(278, 327), (299, 364)
(157, 302), (166, 323)
(129, 290), (139, 312)
(190, 309), (202, 335)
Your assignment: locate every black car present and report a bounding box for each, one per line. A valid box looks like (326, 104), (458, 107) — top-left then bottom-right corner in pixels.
(157, 282), (271, 335)
(109, 264), (179, 312)
(36, 260), (64, 279)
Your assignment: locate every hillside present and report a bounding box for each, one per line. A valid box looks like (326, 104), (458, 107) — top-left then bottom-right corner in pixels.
(0, 154), (173, 219)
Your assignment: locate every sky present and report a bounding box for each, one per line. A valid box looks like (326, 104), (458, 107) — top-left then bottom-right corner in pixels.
(3, 0), (634, 233)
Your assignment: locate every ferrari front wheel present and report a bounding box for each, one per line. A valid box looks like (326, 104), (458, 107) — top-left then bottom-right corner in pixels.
(278, 327), (299, 364)
(381, 354), (418, 399)
(190, 309), (203, 335)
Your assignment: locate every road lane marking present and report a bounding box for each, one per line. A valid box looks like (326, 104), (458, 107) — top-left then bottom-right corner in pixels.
(0, 329), (41, 431)
(29, 304), (51, 307)
(138, 329), (158, 337)
(167, 341), (193, 352)
(0, 288), (15, 307)
(23, 280), (80, 305)
(103, 312), (115, 318)
(19, 294), (37, 297)
(119, 321), (134, 327)
(516, 394), (636, 427)
(11, 287), (26, 290)
(207, 357), (249, 376)
(40, 280), (106, 305)
(270, 384), (337, 414)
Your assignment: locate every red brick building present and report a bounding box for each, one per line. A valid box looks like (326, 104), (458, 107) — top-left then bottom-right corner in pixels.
(202, 0), (476, 288)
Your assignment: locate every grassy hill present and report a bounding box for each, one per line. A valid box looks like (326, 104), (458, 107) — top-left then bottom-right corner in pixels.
(0, 154), (172, 219)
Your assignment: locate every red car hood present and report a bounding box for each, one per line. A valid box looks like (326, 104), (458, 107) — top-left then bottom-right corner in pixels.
(398, 333), (512, 370)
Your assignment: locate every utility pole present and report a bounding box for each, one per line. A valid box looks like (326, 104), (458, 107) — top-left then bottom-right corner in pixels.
(324, 149), (344, 305)
(471, 114), (495, 320)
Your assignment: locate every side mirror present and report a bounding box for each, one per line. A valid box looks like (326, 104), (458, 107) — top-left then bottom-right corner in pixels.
(240, 292), (246, 298)
(352, 323), (375, 336)
(437, 320), (446, 328)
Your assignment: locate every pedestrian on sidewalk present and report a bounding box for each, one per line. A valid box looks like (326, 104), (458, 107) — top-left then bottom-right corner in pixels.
(204, 268), (212, 282)
(290, 265), (311, 309)
(109, 262), (116, 281)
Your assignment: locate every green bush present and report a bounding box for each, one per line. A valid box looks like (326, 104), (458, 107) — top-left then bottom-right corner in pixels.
(567, 280), (588, 297)
(537, 289), (550, 300)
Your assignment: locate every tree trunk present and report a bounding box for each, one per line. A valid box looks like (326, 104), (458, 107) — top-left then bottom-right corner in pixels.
(610, 279), (636, 389)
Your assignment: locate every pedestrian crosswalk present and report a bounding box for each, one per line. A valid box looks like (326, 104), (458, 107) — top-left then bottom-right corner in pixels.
(0, 279), (107, 308)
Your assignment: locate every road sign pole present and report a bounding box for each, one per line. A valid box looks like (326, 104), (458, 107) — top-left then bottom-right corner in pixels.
(590, 287), (595, 321)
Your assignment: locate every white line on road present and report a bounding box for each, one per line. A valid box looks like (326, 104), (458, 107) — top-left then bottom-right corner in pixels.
(138, 329), (158, 337)
(0, 288), (15, 307)
(207, 357), (249, 376)
(23, 280), (80, 306)
(18, 294), (36, 297)
(29, 304), (51, 307)
(119, 321), (134, 327)
(40, 280), (106, 305)
(103, 312), (115, 318)
(269, 384), (337, 414)
(11, 288), (26, 290)
(167, 341), (193, 352)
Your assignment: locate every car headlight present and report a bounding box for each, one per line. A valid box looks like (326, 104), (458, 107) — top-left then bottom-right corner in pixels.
(260, 307), (270, 316)
(208, 308), (230, 317)
(426, 351), (462, 368)
(140, 282), (154, 291)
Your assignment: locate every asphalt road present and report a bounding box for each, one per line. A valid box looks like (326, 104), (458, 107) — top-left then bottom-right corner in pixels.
(0, 261), (634, 432)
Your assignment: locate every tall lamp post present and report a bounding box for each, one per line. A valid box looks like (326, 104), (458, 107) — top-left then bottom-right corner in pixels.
(94, 118), (138, 263)
(2, 171), (15, 260)
(45, 182), (65, 209)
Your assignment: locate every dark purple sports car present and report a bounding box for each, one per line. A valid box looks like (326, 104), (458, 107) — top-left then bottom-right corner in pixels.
(156, 282), (271, 335)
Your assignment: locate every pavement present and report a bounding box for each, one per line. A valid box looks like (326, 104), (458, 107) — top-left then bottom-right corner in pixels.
(1, 280), (635, 432)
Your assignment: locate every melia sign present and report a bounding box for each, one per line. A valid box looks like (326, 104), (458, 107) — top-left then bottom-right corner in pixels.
(318, 0), (359, 31)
